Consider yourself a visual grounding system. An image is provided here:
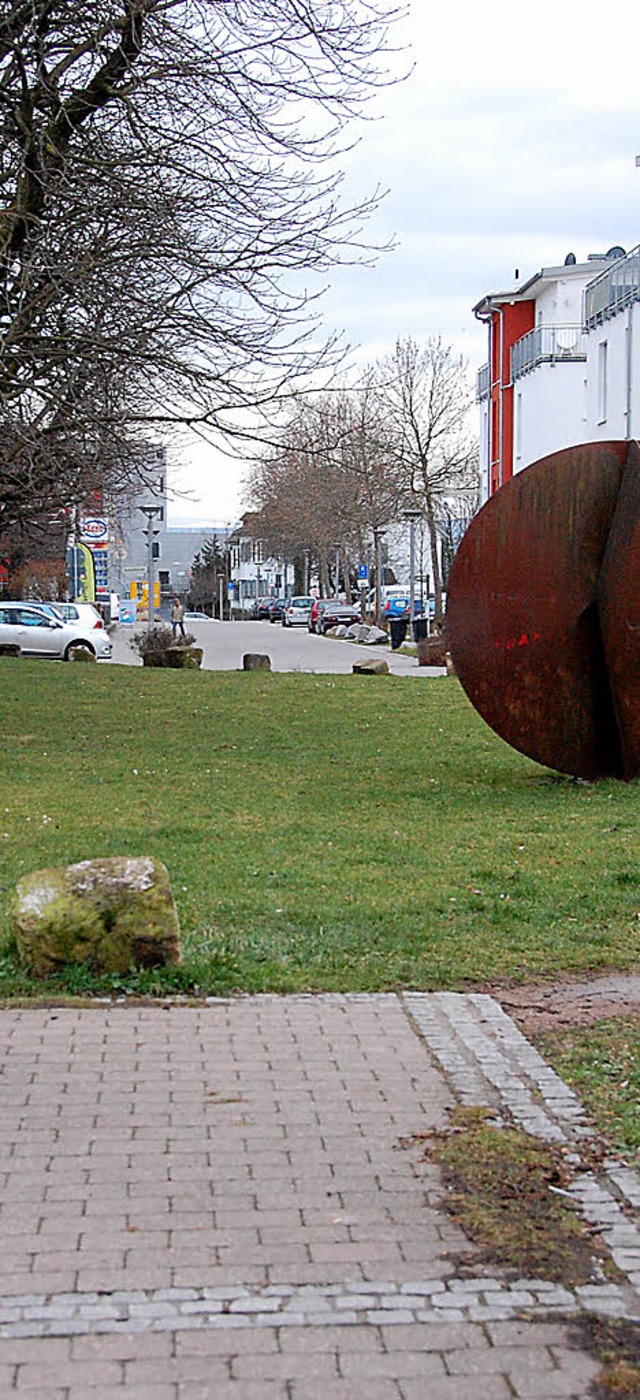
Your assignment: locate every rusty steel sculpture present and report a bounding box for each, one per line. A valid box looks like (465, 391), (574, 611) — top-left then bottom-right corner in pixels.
(446, 441), (640, 781)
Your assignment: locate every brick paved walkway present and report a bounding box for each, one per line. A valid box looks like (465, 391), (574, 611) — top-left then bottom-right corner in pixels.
(0, 994), (637, 1397)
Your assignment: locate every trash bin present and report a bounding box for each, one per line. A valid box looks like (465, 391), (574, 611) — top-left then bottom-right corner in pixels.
(389, 618), (407, 650)
(413, 618), (428, 643)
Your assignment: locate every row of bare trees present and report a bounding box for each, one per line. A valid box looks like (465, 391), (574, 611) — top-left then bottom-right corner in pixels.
(0, 0), (401, 557)
(246, 336), (478, 626)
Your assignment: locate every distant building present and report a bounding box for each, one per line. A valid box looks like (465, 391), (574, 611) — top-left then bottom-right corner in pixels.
(227, 514), (288, 611)
(474, 244), (638, 497)
(113, 453), (236, 608)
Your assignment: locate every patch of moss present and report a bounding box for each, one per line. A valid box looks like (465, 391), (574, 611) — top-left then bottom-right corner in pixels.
(16, 890), (106, 974)
(408, 1107), (618, 1286)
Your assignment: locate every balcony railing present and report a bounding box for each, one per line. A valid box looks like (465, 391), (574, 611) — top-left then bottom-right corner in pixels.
(476, 363), (490, 401)
(511, 324), (587, 381)
(584, 244), (640, 327)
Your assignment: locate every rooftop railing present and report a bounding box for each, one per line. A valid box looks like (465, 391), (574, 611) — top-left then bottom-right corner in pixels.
(584, 244), (640, 327)
(511, 324), (587, 381)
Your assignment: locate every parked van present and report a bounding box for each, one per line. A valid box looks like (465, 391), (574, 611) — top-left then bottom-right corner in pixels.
(367, 586), (422, 619)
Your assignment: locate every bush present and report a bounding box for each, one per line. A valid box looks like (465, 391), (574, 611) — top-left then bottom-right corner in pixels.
(130, 624), (197, 665)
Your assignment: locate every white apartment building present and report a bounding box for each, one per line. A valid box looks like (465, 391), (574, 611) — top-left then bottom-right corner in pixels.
(474, 244), (639, 498)
(228, 514), (292, 611)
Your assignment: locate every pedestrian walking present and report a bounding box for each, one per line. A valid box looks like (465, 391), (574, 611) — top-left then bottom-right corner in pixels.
(171, 597), (186, 638)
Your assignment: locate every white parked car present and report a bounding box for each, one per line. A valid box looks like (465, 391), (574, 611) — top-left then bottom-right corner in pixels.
(44, 601), (106, 631)
(0, 602), (112, 660)
(282, 595), (314, 627)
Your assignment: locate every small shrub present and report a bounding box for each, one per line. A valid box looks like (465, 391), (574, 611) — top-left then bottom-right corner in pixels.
(130, 624), (197, 665)
(417, 632), (449, 667)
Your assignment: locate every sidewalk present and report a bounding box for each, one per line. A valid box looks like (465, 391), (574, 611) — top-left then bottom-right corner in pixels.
(0, 993), (638, 1397)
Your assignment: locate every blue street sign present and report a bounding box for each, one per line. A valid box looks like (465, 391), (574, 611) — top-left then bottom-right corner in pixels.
(357, 564), (369, 581)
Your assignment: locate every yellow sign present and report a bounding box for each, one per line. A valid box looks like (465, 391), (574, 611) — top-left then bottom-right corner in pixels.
(130, 580), (160, 606)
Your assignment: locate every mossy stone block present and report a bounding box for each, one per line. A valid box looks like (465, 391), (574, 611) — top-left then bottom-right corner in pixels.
(11, 856), (181, 977)
(243, 653), (271, 671)
(165, 646), (203, 669)
(352, 658), (389, 675)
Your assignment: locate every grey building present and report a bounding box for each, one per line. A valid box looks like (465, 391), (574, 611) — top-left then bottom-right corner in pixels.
(112, 454), (236, 612)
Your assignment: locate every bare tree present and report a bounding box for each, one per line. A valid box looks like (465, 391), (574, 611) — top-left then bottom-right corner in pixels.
(373, 337), (478, 627)
(0, 0), (403, 533)
(247, 380), (401, 592)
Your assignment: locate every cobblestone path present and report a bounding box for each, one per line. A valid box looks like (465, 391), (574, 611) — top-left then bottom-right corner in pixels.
(0, 995), (637, 1397)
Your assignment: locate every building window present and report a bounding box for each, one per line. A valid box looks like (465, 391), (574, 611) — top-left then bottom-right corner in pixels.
(597, 341), (608, 423)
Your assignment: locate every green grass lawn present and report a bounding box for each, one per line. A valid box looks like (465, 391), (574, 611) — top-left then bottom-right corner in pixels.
(536, 1017), (640, 1163)
(1, 659), (638, 1000)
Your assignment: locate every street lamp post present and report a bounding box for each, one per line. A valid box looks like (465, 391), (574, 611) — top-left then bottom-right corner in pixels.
(138, 505), (163, 630)
(373, 528), (386, 628)
(333, 542), (341, 599)
(405, 509), (422, 639)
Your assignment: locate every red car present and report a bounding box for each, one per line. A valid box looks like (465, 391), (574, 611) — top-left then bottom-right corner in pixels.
(309, 598), (361, 635)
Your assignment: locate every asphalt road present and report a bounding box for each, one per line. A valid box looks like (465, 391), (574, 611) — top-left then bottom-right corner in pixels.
(109, 618), (445, 677)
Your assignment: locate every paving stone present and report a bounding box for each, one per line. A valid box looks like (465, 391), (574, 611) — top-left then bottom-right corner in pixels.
(445, 1343), (555, 1375)
(400, 1378), (511, 1399)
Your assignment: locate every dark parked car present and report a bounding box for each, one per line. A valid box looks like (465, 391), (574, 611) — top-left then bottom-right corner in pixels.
(253, 595), (275, 619)
(267, 597), (286, 623)
(310, 598), (361, 635)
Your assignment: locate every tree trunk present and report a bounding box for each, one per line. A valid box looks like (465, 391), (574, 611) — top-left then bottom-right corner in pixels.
(425, 499), (445, 629)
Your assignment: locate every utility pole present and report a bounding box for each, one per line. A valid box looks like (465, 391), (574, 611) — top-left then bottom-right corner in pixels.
(373, 528), (386, 628)
(138, 505), (163, 630)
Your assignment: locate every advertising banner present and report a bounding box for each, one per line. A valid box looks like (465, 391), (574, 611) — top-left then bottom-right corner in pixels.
(76, 544), (96, 603)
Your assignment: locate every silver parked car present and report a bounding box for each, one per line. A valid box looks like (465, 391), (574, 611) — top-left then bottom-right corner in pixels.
(0, 602), (112, 660)
(281, 595), (314, 627)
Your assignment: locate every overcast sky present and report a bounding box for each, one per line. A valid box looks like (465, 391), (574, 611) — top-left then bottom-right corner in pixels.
(169, 0), (640, 525)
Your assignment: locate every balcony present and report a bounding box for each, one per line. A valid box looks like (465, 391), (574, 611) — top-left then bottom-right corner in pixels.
(584, 244), (640, 327)
(511, 324), (587, 381)
(476, 363), (490, 401)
